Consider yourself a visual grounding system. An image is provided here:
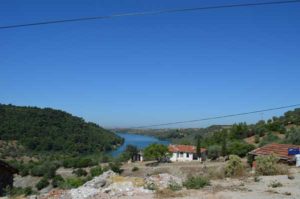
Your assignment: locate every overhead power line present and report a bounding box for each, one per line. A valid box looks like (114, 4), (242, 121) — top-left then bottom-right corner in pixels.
(132, 103), (300, 129)
(1, 0), (300, 30)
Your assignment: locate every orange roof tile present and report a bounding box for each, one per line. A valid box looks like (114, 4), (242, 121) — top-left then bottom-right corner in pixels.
(168, 144), (206, 153)
(249, 143), (300, 160)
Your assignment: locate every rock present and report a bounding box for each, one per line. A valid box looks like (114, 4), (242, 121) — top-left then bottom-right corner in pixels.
(83, 170), (116, 189)
(145, 173), (182, 190)
(60, 170), (116, 199)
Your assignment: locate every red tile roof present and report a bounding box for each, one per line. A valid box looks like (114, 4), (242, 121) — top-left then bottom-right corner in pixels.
(249, 143), (300, 160)
(168, 144), (206, 153)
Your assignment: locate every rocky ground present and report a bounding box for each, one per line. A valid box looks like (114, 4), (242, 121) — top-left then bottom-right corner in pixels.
(4, 161), (300, 199)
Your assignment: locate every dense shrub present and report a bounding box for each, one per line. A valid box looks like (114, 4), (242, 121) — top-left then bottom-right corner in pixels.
(90, 166), (103, 177)
(109, 162), (123, 174)
(183, 176), (210, 189)
(255, 154), (287, 175)
(30, 162), (58, 178)
(63, 157), (97, 168)
(207, 145), (222, 160)
(284, 128), (300, 145)
(36, 177), (50, 190)
(0, 104), (123, 154)
(259, 132), (280, 147)
(52, 175), (65, 188)
(143, 144), (169, 162)
(225, 155), (244, 177)
(60, 177), (85, 189)
(227, 141), (255, 157)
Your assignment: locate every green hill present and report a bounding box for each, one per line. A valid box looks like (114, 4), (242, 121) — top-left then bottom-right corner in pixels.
(0, 104), (123, 154)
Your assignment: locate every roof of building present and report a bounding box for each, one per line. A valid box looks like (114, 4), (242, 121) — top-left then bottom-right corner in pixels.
(0, 160), (18, 174)
(249, 143), (300, 160)
(168, 144), (206, 153)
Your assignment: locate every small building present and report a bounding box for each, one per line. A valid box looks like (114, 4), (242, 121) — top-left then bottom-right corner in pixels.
(168, 144), (207, 162)
(248, 143), (300, 164)
(0, 160), (18, 196)
(131, 151), (144, 162)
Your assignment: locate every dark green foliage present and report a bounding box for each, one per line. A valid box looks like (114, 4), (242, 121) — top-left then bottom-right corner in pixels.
(63, 157), (97, 168)
(119, 145), (139, 162)
(90, 166), (103, 177)
(0, 104), (123, 154)
(59, 177), (85, 189)
(52, 175), (65, 188)
(227, 141), (255, 157)
(247, 154), (255, 166)
(143, 143), (169, 162)
(229, 123), (249, 140)
(220, 130), (228, 156)
(183, 176), (210, 189)
(259, 132), (280, 147)
(73, 169), (88, 177)
(284, 128), (300, 145)
(36, 177), (50, 190)
(108, 162), (123, 174)
(207, 145), (222, 160)
(254, 134), (260, 144)
(30, 161), (59, 178)
(196, 135), (202, 158)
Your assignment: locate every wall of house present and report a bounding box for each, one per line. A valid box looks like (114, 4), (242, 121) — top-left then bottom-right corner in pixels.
(170, 152), (194, 162)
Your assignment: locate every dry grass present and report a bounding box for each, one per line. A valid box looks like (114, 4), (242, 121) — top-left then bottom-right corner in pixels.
(155, 188), (186, 198)
(111, 176), (145, 187)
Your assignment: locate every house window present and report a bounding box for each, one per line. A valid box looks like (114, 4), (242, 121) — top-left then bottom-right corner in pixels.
(180, 152), (183, 157)
(176, 152), (179, 158)
(187, 153), (189, 158)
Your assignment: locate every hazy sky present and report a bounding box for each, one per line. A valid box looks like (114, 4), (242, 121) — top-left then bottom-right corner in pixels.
(1, 0), (300, 128)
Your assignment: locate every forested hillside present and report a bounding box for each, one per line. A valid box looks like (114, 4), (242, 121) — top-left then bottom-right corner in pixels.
(122, 109), (300, 159)
(0, 104), (123, 154)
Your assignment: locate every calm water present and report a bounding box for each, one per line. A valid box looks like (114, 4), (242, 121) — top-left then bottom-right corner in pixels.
(110, 132), (170, 157)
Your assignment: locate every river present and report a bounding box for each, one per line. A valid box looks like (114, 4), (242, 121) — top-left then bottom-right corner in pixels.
(110, 132), (170, 157)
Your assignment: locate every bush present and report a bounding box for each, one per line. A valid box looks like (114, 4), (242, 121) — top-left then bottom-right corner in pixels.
(73, 168), (88, 177)
(36, 177), (50, 190)
(269, 180), (283, 188)
(284, 128), (300, 145)
(227, 141), (255, 157)
(255, 154), (285, 175)
(4, 186), (34, 197)
(60, 177), (85, 189)
(254, 134), (260, 144)
(90, 166), (103, 177)
(225, 155), (244, 177)
(63, 157), (97, 168)
(183, 176), (210, 189)
(109, 162), (123, 174)
(168, 180), (182, 191)
(259, 132), (279, 147)
(52, 175), (65, 188)
(207, 145), (222, 160)
(30, 162), (58, 178)
(132, 166), (139, 172)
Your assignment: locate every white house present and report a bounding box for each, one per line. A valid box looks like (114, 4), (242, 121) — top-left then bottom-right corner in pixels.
(168, 144), (207, 162)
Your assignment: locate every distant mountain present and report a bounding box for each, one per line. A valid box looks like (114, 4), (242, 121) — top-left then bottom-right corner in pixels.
(0, 104), (123, 154)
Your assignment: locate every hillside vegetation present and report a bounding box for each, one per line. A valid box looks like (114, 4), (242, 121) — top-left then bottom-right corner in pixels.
(123, 109), (300, 159)
(0, 104), (123, 154)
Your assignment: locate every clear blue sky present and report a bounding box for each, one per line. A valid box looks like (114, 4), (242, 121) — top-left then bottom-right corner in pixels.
(1, 0), (299, 128)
